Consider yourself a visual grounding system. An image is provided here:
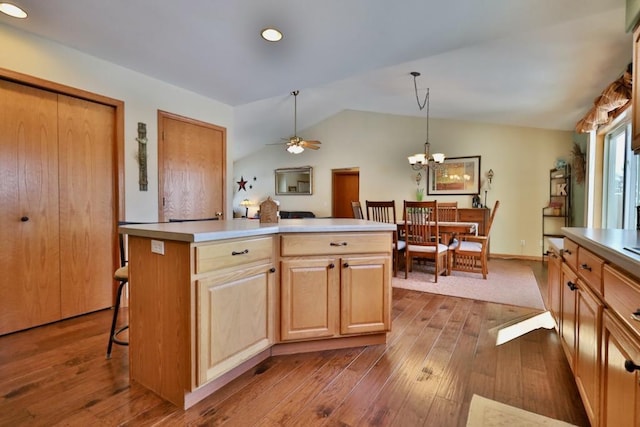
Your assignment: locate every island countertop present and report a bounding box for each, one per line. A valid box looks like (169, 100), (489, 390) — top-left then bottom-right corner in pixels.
(562, 227), (640, 278)
(120, 218), (397, 243)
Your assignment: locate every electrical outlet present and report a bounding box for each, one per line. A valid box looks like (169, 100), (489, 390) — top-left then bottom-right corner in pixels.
(520, 240), (525, 246)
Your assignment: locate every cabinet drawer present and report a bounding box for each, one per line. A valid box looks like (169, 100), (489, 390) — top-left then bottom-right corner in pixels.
(195, 236), (273, 274)
(563, 238), (578, 270)
(577, 246), (604, 296)
(281, 233), (391, 257)
(604, 264), (640, 339)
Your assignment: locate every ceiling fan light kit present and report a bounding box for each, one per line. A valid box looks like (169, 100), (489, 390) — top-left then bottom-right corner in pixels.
(269, 90), (321, 154)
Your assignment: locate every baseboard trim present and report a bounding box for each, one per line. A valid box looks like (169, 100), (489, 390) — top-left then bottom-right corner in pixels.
(490, 253), (543, 262)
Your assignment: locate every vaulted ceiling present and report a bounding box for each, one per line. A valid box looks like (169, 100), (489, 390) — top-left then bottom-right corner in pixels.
(1, 0), (631, 159)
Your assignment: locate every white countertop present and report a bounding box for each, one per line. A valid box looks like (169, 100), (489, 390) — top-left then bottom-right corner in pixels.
(562, 227), (640, 278)
(120, 218), (397, 243)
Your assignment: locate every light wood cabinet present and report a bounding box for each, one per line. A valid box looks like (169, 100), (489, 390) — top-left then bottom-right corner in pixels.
(280, 233), (392, 342)
(197, 263), (275, 386)
(601, 310), (640, 427)
(560, 263), (578, 367)
(574, 280), (602, 426)
(547, 246), (562, 330)
(127, 227), (393, 409)
(280, 257), (339, 341)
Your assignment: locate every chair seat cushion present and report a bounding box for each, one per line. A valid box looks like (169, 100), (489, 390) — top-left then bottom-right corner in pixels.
(114, 265), (128, 282)
(395, 240), (407, 251)
(408, 243), (448, 254)
(453, 240), (482, 252)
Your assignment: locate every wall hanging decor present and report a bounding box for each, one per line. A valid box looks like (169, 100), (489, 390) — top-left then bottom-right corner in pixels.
(136, 122), (148, 191)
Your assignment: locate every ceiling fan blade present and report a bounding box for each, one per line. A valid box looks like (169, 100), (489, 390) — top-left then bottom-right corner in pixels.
(304, 144), (320, 150)
(302, 140), (321, 145)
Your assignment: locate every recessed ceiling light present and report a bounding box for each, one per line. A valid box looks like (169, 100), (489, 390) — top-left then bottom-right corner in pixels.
(261, 27), (283, 42)
(0, 2), (27, 18)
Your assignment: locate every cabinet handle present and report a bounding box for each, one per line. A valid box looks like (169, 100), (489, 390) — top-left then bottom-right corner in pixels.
(566, 281), (578, 291)
(20, 216), (29, 222)
(564, 249), (572, 255)
(625, 360), (640, 373)
(632, 309), (640, 322)
(269, 267), (276, 273)
(231, 249), (249, 256)
(328, 263), (335, 269)
(330, 242), (348, 247)
(579, 263), (592, 272)
(343, 262), (349, 268)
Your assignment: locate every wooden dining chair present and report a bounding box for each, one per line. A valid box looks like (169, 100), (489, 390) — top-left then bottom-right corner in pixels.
(351, 201), (364, 219)
(366, 200), (406, 277)
(448, 200), (500, 279)
(437, 201), (458, 221)
(403, 200), (448, 282)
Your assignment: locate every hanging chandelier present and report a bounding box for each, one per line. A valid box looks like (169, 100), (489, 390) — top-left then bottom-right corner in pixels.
(407, 72), (445, 171)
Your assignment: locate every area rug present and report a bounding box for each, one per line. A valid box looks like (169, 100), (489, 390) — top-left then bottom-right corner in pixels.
(466, 394), (578, 427)
(392, 259), (545, 310)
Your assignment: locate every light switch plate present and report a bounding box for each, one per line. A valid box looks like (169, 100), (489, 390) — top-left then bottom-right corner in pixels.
(151, 240), (164, 255)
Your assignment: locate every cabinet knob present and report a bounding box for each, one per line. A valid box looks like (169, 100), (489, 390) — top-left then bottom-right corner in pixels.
(328, 263), (335, 269)
(566, 281), (578, 291)
(269, 267), (276, 273)
(625, 360), (640, 373)
(580, 263), (592, 272)
(343, 262), (349, 268)
(20, 216), (29, 222)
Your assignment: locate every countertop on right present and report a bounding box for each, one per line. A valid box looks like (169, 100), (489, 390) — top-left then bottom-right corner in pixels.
(562, 227), (640, 279)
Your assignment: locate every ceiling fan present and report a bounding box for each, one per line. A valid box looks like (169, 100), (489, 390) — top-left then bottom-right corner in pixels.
(270, 90), (321, 154)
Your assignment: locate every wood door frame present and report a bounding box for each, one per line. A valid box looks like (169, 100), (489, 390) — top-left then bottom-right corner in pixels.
(157, 110), (227, 222)
(331, 168), (360, 218)
(0, 67), (125, 301)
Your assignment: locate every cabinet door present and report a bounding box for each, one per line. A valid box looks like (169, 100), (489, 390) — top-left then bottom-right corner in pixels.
(340, 255), (391, 335)
(280, 257), (339, 341)
(547, 249), (562, 330)
(0, 80), (61, 335)
(575, 282), (602, 426)
(601, 311), (640, 426)
(197, 264), (275, 385)
(560, 263), (578, 369)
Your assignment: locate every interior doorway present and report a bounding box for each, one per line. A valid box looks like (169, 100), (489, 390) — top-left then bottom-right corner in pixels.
(331, 168), (360, 218)
(158, 111), (227, 222)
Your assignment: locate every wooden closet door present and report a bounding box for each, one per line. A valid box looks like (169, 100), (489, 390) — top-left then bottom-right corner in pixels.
(58, 94), (116, 318)
(0, 80), (61, 335)
(158, 111), (226, 222)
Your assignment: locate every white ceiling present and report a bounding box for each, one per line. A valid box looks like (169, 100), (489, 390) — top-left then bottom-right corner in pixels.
(2, 0), (632, 159)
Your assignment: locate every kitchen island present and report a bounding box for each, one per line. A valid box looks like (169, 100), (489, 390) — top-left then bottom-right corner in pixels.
(120, 218), (395, 409)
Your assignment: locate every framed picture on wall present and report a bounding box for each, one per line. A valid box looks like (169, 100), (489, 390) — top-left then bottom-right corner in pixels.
(427, 155), (481, 195)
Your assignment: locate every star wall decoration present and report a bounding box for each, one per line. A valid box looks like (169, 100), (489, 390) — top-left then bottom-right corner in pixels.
(237, 176), (248, 191)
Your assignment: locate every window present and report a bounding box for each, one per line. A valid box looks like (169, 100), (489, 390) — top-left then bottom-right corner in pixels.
(603, 122), (639, 229)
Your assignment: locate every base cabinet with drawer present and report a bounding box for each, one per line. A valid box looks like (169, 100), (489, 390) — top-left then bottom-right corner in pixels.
(279, 233), (392, 342)
(126, 224), (394, 410)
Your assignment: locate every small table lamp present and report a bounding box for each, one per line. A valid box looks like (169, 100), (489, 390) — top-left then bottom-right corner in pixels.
(240, 199), (251, 218)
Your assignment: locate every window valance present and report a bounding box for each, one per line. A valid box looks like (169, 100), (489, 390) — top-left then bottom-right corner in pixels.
(575, 63), (632, 133)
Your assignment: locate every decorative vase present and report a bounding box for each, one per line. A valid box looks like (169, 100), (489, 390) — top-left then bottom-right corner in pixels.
(416, 189), (424, 201)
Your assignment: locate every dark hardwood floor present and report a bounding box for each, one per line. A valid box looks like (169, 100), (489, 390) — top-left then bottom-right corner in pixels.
(0, 260), (589, 426)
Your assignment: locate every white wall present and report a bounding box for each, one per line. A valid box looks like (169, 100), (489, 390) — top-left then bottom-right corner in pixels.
(0, 23), (234, 221)
(234, 110), (574, 258)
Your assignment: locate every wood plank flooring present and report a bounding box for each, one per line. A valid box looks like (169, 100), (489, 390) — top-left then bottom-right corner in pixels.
(0, 260), (589, 426)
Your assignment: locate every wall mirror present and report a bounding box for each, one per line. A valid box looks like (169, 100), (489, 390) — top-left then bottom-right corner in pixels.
(275, 167), (313, 195)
